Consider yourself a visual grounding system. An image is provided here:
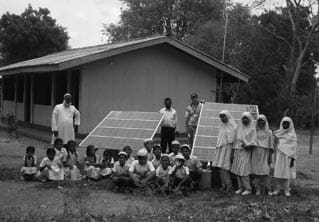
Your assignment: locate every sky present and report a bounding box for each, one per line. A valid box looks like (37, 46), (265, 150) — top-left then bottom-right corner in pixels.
(0, 0), (284, 48)
(0, 0), (124, 48)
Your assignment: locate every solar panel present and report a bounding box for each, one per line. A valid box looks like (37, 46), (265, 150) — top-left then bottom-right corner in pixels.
(79, 111), (164, 153)
(191, 102), (259, 162)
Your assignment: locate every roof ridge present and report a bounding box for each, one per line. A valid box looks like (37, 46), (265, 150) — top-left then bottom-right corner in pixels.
(64, 34), (165, 52)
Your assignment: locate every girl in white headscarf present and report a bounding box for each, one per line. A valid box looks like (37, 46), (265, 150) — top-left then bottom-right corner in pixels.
(231, 112), (257, 195)
(272, 117), (297, 197)
(251, 115), (274, 195)
(213, 110), (237, 192)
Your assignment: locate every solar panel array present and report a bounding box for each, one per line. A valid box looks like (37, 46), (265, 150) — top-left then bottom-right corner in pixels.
(191, 102), (259, 162)
(79, 111), (164, 153)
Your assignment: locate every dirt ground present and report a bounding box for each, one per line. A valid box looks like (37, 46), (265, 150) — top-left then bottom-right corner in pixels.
(0, 129), (319, 221)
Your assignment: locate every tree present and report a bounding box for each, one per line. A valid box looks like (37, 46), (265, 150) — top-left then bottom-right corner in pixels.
(255, 0), (319, 113)
(103, 0), (224, 42)
(0, 5), (69, 65)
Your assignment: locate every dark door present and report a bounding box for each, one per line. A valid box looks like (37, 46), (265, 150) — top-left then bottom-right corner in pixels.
(24, 75), (31, 122)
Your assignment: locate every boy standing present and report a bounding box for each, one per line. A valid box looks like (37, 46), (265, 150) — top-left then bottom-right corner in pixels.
(159, 97), (178, 153)
(185, 93), (202, 147)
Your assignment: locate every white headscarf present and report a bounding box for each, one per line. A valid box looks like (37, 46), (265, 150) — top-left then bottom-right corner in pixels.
(216, 110), (237, 148)
(256, 114), (274, 149)
(216, 110), (236, 147)
(274, 117), (297, 159)
(235, 112), (257, 148)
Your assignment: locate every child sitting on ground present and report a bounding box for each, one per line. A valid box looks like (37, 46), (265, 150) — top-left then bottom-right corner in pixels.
(169, 154), (191, 195)
(112, 152), (131, 192)
(39, 148), (64, 182)
(21, 146), (38, 181)
(152, 144), (162, 169)
(169, 140), (182, 165)
(129, 149), (155, 188)
(65, 140), (82, 181)
(84, 145), (101, 180)
(144, 138), (154, 161)
(123, 145), (135, 166)
(181, 144), (203, 191)
(53, 138), (68, 164)
(155, 154), (171, 194)
(99, 149), (114, 178)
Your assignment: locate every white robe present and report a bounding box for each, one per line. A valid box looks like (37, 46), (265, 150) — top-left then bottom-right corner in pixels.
(51, 104), (80, 144)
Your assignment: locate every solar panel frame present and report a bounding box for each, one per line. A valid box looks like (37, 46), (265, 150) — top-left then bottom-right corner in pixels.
(191, 102), (259, 162)
(79, 111), (164, 153)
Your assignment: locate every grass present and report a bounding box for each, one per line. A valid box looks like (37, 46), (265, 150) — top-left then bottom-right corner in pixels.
(1, 191), (319, 221)
(0, 131), (319, 221)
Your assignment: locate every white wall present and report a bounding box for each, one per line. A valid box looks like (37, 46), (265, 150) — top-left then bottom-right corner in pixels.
(79, 44), (217, 134)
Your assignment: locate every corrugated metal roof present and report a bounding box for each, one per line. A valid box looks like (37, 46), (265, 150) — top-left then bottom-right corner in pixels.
(0, 36), (163, 72)
(0, 35), (250, 81)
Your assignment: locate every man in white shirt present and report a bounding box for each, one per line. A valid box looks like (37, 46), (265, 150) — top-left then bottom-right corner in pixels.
(51, 93), (80, 144)
(159, 97), (178, 153)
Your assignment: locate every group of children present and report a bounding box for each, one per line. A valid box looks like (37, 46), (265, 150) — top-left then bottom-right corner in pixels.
(213, 111), (297, 197)
(20, 111), (297, 196)
(20, 137), (203, 195)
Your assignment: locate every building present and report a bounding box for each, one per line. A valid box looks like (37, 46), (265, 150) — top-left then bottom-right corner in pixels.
(0, 36), (249, 134)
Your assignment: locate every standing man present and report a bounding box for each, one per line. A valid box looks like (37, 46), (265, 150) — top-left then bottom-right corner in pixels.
(51, 93), (80, 144)
(185, 93), (202, 148)
(159, 97), (178, 153)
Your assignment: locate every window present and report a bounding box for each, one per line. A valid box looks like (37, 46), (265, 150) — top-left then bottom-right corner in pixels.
(33, 73), (52, 105)
(17, 75), (24, 103)
(55, 71), (68, 105)
(3, 76), (15, 101)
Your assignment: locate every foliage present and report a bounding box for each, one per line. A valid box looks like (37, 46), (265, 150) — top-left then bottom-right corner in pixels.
(105, 0), (319, 128)
(0, 4), (69, 65)
(103, 0), (224, 41)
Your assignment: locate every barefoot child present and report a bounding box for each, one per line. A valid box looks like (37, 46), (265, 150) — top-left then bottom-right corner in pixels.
(84, 145), (101, 180)
(168, 140), (182, 165)
(251, 115), (274, 195)
(112, 152), (131, 191)
(272, 117), (297, 197)
(123, 145), (135, 166)
(169, 154), (191, 195)
(231, 112), (257, 196)
(152, 144), (162, 169)
(129, 149), (155, 187)
(21, 146), (38, 181)
(155, 154), (171, 194)
(212, 110), (236, 192)
(39, 148), (64, 181)
(99, 149), (114, 178)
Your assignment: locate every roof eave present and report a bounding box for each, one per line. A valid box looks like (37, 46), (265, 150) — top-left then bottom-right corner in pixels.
(0, 64), (59, 75)
(0, 36), (250, 82)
